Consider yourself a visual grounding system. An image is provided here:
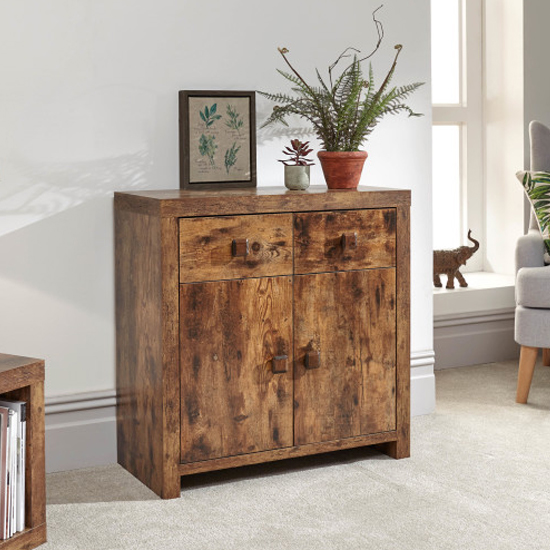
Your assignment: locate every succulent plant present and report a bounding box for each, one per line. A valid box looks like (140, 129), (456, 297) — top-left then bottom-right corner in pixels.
(278, 139), (315, 166)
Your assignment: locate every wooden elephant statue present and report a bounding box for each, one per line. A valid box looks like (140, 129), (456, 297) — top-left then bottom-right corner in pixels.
(433, 230), (480, 289)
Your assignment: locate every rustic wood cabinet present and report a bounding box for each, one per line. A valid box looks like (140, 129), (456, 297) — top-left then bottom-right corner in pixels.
(0, 354), (46, 549)
(115, 186), (410, 499)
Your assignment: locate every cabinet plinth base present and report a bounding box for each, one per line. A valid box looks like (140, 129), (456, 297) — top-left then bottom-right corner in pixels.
(179, 431), (404, 477)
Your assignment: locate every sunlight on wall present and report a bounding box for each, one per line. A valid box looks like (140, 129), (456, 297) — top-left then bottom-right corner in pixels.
(0, 0), (432, 400)
(0, 88), (156, 236)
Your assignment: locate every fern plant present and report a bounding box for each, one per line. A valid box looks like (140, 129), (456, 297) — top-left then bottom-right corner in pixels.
(259, 25), (424, 152)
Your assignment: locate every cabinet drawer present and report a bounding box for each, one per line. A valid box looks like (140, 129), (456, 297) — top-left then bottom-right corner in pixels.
(179, 214), (293, 282)
(294, 209), (396, 274)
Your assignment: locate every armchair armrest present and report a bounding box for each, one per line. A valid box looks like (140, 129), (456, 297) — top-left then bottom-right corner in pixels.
(516, 229), (545, 272)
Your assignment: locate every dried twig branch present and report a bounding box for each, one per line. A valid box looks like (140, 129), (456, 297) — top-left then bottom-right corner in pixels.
(328, 4), (385, 88)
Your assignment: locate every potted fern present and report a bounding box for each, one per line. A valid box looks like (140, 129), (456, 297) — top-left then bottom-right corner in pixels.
(260, 9), (424, 189)
(279, 139), (314, 190)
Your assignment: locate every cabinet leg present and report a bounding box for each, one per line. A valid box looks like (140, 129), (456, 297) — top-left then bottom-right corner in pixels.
(160, 472), (182, 500)
(379, 436), (410, 459)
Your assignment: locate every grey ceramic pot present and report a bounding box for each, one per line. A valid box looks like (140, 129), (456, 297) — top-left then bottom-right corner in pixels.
(284, 165), (310, 190)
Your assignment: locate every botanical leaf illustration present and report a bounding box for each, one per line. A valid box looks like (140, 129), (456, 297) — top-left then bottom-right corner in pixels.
(225, 104), (244, 132)
(200, 104), (222, 128)
(224, 142), (241, 173)
(199, 134), (217, 166)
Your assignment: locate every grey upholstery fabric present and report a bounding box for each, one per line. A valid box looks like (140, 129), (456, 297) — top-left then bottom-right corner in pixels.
(515, 120), (550, 347)
(516, 266), (550, 308)
(516, 230), (546, 272)
(515, 305), (550, 348)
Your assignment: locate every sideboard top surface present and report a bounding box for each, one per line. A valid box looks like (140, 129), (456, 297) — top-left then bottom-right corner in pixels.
(0, 353), (44, 373)
(0, 353), (45, 393)
(114, 186), (411, 218)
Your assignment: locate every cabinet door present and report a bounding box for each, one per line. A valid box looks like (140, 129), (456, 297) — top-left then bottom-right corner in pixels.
(180, 276), (293, 462)
(294, 269), (396, 445)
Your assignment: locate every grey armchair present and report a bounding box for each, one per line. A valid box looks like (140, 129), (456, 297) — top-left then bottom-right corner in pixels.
(515, 120), (550, 403)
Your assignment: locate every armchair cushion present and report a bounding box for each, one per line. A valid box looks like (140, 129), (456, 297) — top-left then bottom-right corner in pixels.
(516, 265), (550, 308)
(517, 170), (550, 262)
(516, 305), (550, 347)
(516, 229), (546, 272)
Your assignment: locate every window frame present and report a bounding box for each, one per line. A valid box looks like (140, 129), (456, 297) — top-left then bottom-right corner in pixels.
(432, 0), (484, 272)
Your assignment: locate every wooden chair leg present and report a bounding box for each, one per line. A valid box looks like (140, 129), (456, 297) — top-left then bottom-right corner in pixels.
(516, 346), (539, 403)
(543, 348), (550, 367)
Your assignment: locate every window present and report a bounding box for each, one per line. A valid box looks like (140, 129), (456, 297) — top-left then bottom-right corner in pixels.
(431, 0), (483, 271)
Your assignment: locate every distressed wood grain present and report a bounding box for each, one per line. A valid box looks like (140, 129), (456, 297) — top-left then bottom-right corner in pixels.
(116, 210), (181, 499)
(115, 187), (411, 498)
(294, 271), (364, 445)
(180, 277), (293, 462)
(360, 269), (397, 435)
(381, 204), (410, 459)
(114, 187), (411, 218)
(179, 431), (397, 476)
(179, 214), (293, 283)
(294, 209), (396, 274)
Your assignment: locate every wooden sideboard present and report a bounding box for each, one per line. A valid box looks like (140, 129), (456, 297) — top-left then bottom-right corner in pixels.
(115, 186), (410, 499)
(0, 354), (46, 549)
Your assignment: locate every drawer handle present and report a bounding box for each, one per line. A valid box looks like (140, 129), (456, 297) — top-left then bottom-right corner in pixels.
(232, 238), (249, 257)
(305, 351), (320, 370)
(341, 232), (358, 250)
(272, 355), (288, 374)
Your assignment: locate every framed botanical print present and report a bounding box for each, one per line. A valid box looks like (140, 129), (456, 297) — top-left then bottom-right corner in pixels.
(179, 90), (257, 189)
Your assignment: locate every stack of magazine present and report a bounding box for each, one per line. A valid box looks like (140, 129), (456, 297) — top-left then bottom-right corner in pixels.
(0, 399), (26, 540)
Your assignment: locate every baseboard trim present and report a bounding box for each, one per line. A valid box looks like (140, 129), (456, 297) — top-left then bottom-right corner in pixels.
(434, 307), (515, 328)
(46, 390), (116, 415)
(45, 349), (437, 472)
(410, 349), (436, 416)
(45, 390), (117, 473)
(434, 307), (519, 369)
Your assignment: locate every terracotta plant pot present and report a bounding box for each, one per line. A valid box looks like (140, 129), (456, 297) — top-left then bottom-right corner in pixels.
(317, 151), (368, 189)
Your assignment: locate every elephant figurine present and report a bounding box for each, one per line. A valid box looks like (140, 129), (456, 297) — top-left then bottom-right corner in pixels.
(433, 230), (480, 289)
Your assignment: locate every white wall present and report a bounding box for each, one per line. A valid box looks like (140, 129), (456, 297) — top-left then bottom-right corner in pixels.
(483, 0), (550, 271)
(523, 0), (550, 228)
(0, 0), (434, 468)
(523, 0), (550, 162)
(484, 0), (525, 275)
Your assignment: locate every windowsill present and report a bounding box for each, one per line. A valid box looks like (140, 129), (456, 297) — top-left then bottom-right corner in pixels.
(433, 272), (515, 318)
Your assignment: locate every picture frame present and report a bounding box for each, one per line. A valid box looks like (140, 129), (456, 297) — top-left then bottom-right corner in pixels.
(179, 90), (257, 189)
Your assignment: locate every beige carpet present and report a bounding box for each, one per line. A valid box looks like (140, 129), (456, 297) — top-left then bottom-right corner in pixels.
(44, 360), (550, 549)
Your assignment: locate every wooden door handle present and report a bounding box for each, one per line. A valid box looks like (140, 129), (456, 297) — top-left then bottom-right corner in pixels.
(305, 351), (320, 370)
(232, 238), (249, 257)
(272, 355), (289, 374)
(341, 232), (358, 250)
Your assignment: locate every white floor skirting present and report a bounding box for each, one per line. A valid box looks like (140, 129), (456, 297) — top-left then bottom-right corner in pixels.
(45, 390), (117, 473)
(434, 308), (519, 369)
